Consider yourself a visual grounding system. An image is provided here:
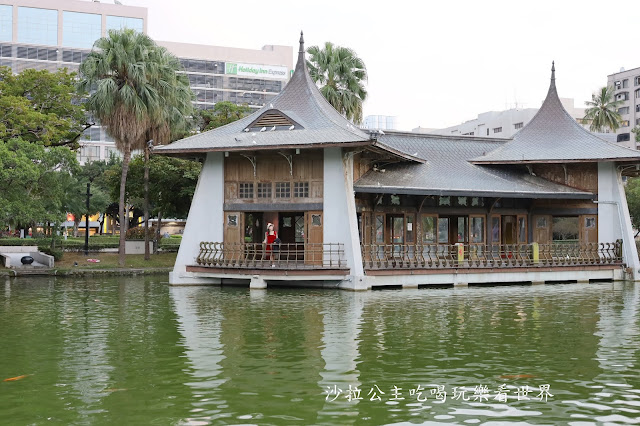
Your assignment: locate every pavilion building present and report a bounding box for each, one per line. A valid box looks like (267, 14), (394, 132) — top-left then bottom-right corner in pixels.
(156, 35), (640, 290)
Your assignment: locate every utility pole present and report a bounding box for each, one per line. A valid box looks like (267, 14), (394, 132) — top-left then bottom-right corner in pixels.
(84, 182), (92, 256)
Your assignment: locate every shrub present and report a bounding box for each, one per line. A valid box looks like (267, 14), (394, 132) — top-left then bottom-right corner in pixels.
(125, 226), (157, 241)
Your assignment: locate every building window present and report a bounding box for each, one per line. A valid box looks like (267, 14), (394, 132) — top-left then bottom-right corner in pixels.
(514, 122), (523, 129)
(623, 79), (629, 88)
(636, 104), (640, 113)
(471, 216), (485, 244)
(486, 129), (489, 136)
(614, 80), (621, 90)
(257, 182), (271, 199)
(536, 217), (547, 228)
(616, 92), (629, 101)
(104, 146), (122, 161)
(275, 182), (290, 198)
(635, 76), (640, 86)
(636, 89), (640, 99)
(552, 217), (579, 241)
(312, 214), (322, 226)
(106, 15), (144, 33)
(617, 133), (630, 142)
(227, 214), (238, 227)
(63, 11), (101, 49)
(493, 127), (502, 133)
(0, 5), (11, 42)
(585, 217), (596, 229)
(18, 7), (58, 46)
(619, 107), (630, 115)
(239, 183), (254, 199)
(621, 120), (630, 127)
(76, 145), (100, 163)
(438, 196), (450, 206)
(636, 118), (640, 126)
(293, 182), (309, 198)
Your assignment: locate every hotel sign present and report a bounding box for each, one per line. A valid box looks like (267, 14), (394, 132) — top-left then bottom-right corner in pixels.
(225, 62), (288, 80)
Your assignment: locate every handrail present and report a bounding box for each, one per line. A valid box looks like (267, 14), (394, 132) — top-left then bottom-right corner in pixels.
(361, 241), (623, 270)
(196, 242), (347, 269)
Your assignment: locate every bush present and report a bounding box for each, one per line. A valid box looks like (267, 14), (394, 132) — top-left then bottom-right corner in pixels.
(125, 226), (157, 241)
(38, 246), (64, 261)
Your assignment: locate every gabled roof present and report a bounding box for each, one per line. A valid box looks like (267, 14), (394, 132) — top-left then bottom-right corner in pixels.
(155, 33), (387, 156)
(471, 63), (640, 164)
(354, 131), (594, 199)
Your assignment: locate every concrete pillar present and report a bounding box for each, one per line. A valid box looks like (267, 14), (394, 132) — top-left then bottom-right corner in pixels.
(170, 152), (224, 285)
(323, 148), (366, 289)
(249, 275), (266, 289)
(598, 162), (640, 279)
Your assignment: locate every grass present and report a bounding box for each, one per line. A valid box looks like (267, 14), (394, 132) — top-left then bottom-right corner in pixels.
(55, 252), (177, 270)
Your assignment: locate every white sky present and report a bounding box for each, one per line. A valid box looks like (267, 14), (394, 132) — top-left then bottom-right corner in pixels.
(119, 0), (638, 130)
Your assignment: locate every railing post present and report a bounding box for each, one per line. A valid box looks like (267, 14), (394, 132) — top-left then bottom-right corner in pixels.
(532, 242), (539, 265)
(456, 243), (464, 266)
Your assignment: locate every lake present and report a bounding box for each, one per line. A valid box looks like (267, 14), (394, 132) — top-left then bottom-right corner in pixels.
(1, 276), (639, 425)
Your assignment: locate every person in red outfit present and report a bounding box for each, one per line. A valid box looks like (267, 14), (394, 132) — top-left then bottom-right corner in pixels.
(263, 223), (278, 266)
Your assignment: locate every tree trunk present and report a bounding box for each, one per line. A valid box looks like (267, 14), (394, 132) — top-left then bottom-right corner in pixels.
(143, 144), (150, 260)
(154, 210), (162, 255)
(118, 143), (132, 267)
(73, 217), (80, 237)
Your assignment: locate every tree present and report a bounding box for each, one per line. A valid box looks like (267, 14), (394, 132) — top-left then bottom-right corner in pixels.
(0, 67), (89, 148)
(194, 101), (251, 132)
(78, 29), (191, 266)
(632, 126), (640, 143)
(583, 86), (623, 132)
(306, 42), (368, 124)
(626, 177), (640, 236)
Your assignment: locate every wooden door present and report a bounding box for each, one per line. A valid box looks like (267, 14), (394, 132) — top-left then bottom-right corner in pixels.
(579, 215), (598, 243)
(533, 215), (552, 244)
(305, 211), (323, 265)
(224, 212), (242, 261)
(502, 215), (517, 244)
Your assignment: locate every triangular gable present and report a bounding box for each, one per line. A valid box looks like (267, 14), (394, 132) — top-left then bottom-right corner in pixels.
(246, 109), (303, 131)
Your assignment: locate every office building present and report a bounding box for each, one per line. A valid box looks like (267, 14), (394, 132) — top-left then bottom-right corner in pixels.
(0, 0), (293, 163)
(607, 67), (640, 149)
(361, 115), (398, 131)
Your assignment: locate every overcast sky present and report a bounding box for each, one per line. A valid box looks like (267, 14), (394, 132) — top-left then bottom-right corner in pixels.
(119, 0), (637, 130)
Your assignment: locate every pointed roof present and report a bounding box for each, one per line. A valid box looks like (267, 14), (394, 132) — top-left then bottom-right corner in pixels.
(156, 32), (416, 158)
(471, 63), (640, 164)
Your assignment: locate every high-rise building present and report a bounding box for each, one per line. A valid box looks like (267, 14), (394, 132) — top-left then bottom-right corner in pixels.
(607, 67), (640, 149)
(361, 115), (398, 131)
(0, 0), (293, 163)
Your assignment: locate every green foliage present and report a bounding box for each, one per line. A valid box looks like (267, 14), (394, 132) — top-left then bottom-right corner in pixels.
(0, 138), (79, 229)
(0, 67), (88, 148)
(584, 86), (623, 132)
(194, 101), (251, 132)
(632, 126), (640, 143)
(625, 177), (640, 232)
(126, 226), (157, 240)
(306, 42), (368, 124)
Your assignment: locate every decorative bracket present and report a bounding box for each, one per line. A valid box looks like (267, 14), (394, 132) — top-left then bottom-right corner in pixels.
(239, 154), (257, 177)
(278, 152), (293, 176)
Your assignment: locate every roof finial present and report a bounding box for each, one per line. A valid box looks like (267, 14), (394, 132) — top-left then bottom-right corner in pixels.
(299, 31), (304, 54)
(551, 61), (555, 82)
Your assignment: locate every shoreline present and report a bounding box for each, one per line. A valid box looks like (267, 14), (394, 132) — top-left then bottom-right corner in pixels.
(1, 267), (172, 277)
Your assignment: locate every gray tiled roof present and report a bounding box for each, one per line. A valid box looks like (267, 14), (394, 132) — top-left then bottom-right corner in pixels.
(354, 132), (594, 199)
(472, 64), (640, 164)
(155, 33), (371, 155)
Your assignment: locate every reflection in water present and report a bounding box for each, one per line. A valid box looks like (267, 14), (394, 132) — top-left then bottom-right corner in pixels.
(0, 278), (639, 425)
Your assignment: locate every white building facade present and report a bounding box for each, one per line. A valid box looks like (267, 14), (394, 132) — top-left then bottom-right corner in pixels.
(607, 66), (640, 149)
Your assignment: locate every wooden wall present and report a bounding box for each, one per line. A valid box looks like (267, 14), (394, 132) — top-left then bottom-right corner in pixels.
(224, 150), (323, 204)
(532, 163), (598, 193)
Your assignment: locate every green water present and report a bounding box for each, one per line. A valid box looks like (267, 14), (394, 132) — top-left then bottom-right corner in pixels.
(0, 277), (639, 425)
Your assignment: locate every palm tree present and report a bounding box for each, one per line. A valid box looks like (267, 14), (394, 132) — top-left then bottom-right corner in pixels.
(140, 46), (194, 260)
(306, 42), (368, 124)
(584, 86), (623, 132)
(78, 29), (167, 266)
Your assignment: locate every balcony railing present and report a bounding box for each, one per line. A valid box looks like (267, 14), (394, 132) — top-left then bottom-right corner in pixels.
(361, 241), (623, 270)
(196, 242), (347, 269)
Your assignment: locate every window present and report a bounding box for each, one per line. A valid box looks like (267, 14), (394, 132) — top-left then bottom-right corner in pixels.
(470, 216), (485, 244)
(437, 218), (449, 243)
(406, 214), (415, 243)
(239, 183), (254, 199)
(636, 118), (640, 126)
(623, 79), (629, 88)
(616, 92), (629, 101)
(106, 15), (143, 33)
(552, 217), (579, 241)
(456, 197), (468, 206)
(536, 217), (547, 228)
(76, 145), (100, 163)
(295, 216), (304, 242)
(619, 107), (630, 115)
(636, 104), (640, 113)
(293, 182), (309, 198)
(635, 76), (640, 86)
(617, 133), (630, 142)
(421, 215), (436, 243)
(375, 214), (384, 243)
(614, 80), (621, 89)
(486, 129), (489, 136)
(104, 146), (122, 161)
(621, 120), (630, 127)
(517, 216), (527, 243)
(63, 11), (101, 48)
(471, 197), (484, 207)
(227, 214), (238, 227)
(275, 182), (290, 198)
(18, 7), (58, 46)
(438, 196), (450, 206)
(493, 127), (502, 133)
(636, 89), (640, 99)
(257, 183), (271, 199)
(514, 122), (523, 129)
(585, 217), (596, 228)
(0, 5), (11, 42)
(311, 214), (322, 226)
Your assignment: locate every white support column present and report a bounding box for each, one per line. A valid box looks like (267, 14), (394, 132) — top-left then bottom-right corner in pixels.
(170, 152), (224, 285)
(597, 162), (640, 279)
(323, 148), (367, 290)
